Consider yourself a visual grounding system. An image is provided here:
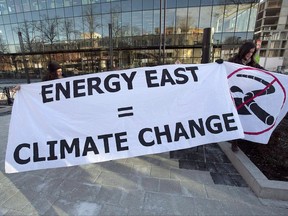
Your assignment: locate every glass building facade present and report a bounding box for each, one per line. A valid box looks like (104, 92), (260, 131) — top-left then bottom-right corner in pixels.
(0, 0), (260, 78)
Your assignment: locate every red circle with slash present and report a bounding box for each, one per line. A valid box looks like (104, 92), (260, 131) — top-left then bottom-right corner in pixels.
(228, 67), (286, 135)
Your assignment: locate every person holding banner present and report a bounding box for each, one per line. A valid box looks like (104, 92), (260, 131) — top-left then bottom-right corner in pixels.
(42, 61), (64, 81)
(228, 41), (264, 70)
(228, 41), (265, 152)
(12, 61), (64, 92)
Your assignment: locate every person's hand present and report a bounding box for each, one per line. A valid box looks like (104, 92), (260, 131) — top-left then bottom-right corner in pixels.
(13, 85), (21, 92)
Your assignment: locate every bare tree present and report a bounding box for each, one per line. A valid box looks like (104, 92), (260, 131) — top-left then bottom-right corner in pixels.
(110, 8), (129, 68)
(61, 19), (79, 50)
(82, 5), (102, 72)
(83, 5), (101, 47)
(177, 17), (189, 33)
(13, 20), (36, 53)
(111, 7), (128, 48)
(0, 36), (12, 73)
(0, 36), (9, 53)
(34, 15), (60, 50)
(13, 20), (46, 76)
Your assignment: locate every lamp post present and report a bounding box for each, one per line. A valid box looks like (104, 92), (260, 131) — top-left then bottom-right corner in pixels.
(33, 36), (44, 79)
(162, 0), (166, 64)
(158, 0), (162, 65)
(108, 23), (113, 70)
(18, 31), (30, 84)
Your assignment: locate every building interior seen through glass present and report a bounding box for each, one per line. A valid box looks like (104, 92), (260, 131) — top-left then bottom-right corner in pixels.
(0, 0), (259, 78)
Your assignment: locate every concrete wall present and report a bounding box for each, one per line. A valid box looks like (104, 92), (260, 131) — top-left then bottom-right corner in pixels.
(259, 57), (284, 71)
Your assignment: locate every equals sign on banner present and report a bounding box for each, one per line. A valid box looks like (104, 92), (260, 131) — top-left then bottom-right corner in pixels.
(118, 106), (134, 118)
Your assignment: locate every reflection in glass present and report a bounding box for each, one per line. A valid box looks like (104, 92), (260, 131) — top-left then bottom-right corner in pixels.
(132, 0), (142, 11)
(122, 0), (131, 12)
(211, 5), (225, 33)
(143, 11), (153, 35)
(24, 12), (33, 21)
(101, 2), (111, 14)
(143, 0), (154, 10)
(0, 0), (259, 73)
(122, 12), (131, 37)
(199, 6), (212, 29)
(132, 11), (142, 36)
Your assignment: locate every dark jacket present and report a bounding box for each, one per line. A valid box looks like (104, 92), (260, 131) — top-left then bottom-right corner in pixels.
(228, 55), (264, 70)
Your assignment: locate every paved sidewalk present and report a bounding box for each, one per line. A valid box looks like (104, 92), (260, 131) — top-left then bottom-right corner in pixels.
(0, 113), (288, 216)
(0, 105), (11, 116)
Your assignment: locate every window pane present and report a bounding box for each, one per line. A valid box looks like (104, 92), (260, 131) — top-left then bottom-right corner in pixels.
(154, 0), (160, 9)
(16, 13), (25, 22)
(167, 0), (176, 8)
(64, 0), (72, 7)
(122, 12), (131, 36)
(111, 12), (121, 37)
(199, 6), (212, 28)
(222, 32), (235, 44)
(248, 4), (258, 31)
(111, 1), (121, 12)
(101, 2), (111, 14)
(9, 14), (17, 23)
(4, 24), (14, 44)
(24, 12), (33, 21)
(211, 5), (225, 33)
(188, 7), (199, 28)
(47, 9), (56, 17)
(132, 11), (142, 36)
(74, 17), (83, 39)
(38, 0), (47, 9)
(143, 0), (153, 10)
(32, 11), (40, 20)
(188, 0), (200, 7)
(55, 0), (63, 7)
(223, 5), (237, 32)
(0, 26), (6, 40)
(89, 3), (101, 14)
(132, 0), (142, 11)
(213, 33), (222, 44)
(7, 0), (16, 13)
(213, 0), (226, 5)
(73, 6), (82, 16)
(73, 0), (81, 6)
(22, 0), (31, 12)
(48, 0), (56, 9)
(15, 4), (23, 12)
(236, 4), (252, 32)
(101, 14), (110, 37)
(165, 8), (176, 34)
(122, 0), (131, 12)
(177, 0), (188, 7)
(201, 0), (213, 6)
(143, 10), (153, 34)
(64, 6), (73, 17)
(176, 8), (188, 33)
(56, 8), (65, 18)
(154, 10), (160, 34)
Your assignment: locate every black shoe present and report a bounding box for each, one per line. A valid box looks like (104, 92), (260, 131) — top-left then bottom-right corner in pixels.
(231, 143), (239, 152)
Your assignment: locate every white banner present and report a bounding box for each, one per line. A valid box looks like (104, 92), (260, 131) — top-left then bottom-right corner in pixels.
(224, 62), (288, 144)
(5, 63), (244, 173)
